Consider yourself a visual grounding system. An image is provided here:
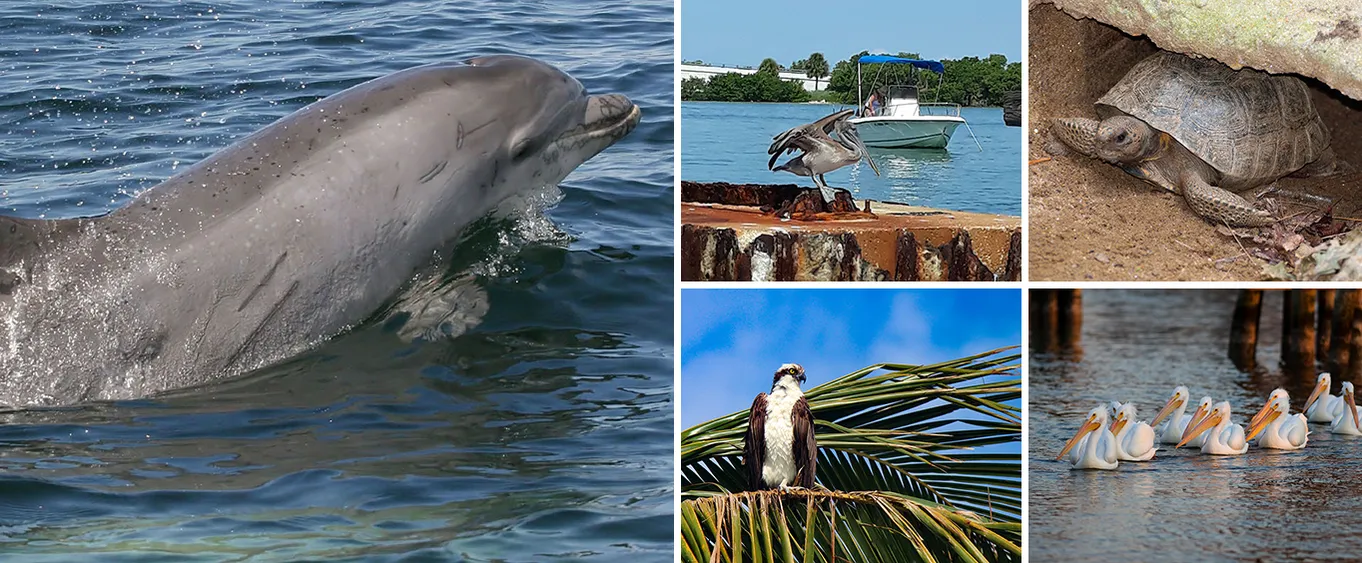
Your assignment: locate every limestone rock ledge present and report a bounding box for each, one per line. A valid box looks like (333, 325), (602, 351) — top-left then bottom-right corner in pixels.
(1034, 0), (1362, 100)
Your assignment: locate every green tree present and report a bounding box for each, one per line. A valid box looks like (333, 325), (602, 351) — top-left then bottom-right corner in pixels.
(804, 52), (829, 90)
(680, 349), (1021, 562)
(825, 51), (1021, 107)
(681, 77), (707, 100)
(758, 58), (781, 76)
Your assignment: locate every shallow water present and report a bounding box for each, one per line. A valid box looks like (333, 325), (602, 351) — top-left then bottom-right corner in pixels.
(681, 102), (1021, 215)
(0, 0), (674, 560)
(1029, 290), (1362, 562)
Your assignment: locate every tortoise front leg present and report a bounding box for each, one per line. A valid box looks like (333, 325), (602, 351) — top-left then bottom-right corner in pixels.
(1046, 118), (1101, 158)
(1180, 170), (1276, 227)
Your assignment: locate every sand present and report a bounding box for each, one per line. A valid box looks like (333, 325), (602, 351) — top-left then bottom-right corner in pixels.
(1027, 4), (1362, 281)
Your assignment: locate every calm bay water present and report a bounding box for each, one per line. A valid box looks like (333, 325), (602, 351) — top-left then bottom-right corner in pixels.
(0, 1), (674, 560)
(1030, 290), (1362, 563)
(681, 102), (1021, 216)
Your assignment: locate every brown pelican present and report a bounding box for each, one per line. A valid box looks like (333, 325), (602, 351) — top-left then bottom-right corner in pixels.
(767, 109), (881, 202)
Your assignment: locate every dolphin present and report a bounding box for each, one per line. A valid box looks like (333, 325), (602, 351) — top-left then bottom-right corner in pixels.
(0, 55), (641, 407)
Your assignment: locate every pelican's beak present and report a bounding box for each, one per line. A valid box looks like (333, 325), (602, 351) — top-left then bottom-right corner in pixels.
(1248, 398), (1274, 429)
(846, 125), (881, 177)
(1304, 376), (1330, 412)
(1110, 412), (1129, 436)
(1149, 394), (1185, 428)
(1182, 402), (1210, 440)
(1348, 388), (1360, 432)
(1057, 415), (1101, 460)
(1178, 408), (1222, 448)
(1246, 406), (1281, 442)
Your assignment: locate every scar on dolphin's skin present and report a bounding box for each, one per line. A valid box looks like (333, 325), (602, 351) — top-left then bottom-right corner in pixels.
(224, 279), (300, 373)
(456, 118), (496, 150)
(238, 252), (289, 312)
(418, 160), (448, 184)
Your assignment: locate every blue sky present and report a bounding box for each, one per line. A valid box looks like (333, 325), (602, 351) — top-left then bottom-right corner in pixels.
(680, 288), (1021, 428)
(680, 0), (1022, 68)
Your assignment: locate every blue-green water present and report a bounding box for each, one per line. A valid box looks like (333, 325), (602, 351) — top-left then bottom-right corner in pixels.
(1030, 290), (1362, 562)
(681, 102), (1021, 216)
(0, 1), (674, 560)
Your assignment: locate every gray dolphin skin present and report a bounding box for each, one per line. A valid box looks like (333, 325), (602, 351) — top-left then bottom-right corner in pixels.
(0, 55), (641, 407)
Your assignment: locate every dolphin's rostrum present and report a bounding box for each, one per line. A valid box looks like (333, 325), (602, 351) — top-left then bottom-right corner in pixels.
(0, 55), (641, 407)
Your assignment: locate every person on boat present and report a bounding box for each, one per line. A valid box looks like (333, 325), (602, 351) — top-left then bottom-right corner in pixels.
(864, 90), (882, 117)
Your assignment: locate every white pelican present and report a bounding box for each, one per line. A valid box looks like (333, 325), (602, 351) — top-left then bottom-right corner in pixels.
(1304, 372), (1343, 423)
(1178, 401), (1247, 455)
(1110, 403), (1158, 461)
(1178, 396), (1216, 448)
(1149, 386), (1192, 444)
(1057, 406), (1119, 470)
(1330, 382), (1362, 435)
(1247, 389), (1308, 450)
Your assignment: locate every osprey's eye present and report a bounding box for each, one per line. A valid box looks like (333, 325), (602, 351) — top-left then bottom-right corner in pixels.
(786, 368), (798, 375)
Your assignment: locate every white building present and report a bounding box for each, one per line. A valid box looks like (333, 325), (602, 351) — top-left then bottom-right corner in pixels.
(678, 63), (827, 92)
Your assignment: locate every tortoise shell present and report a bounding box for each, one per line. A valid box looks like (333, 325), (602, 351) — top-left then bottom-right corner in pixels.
(1095, 51), (1329, 187)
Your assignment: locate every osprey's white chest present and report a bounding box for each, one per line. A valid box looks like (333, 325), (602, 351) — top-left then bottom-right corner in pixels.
(762, 384), (803, 488)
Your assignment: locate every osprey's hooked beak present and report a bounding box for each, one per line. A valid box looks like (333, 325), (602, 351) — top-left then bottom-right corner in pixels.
(776, 365), (806, 384)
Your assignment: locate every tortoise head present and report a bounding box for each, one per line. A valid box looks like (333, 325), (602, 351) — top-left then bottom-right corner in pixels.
(1094, 116), (1161, 165)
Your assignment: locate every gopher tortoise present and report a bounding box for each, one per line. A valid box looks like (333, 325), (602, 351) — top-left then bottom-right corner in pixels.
(1049, 51), (1345, 227)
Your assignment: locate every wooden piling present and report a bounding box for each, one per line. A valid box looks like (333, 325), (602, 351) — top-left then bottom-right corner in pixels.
(1283, 290), (1317, 375)
(1228, 289), (1262, 371)
(1030, 289), (1082, 352)
(1319, 290), (1335, 359)
(1030, 290), (1059, 352)
(1058, 289), (1082, 347)
(1332, 290), (1356, 374)
(1349, 290), (1362, 379)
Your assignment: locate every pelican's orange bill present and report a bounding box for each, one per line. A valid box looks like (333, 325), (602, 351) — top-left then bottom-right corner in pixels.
(1110, 413), (1129, 437)
(1057, 417), (1102, 460)
(1177, 408), (1222, 448)
(1245, 406), (1280, 442)
(1179, 402), (1211, 444)
(1150, 394), (1184, 429)
(1248, 399), (1275, 430)
(1347, 389), (1361, 432)
(1304, 377), (1330, 412)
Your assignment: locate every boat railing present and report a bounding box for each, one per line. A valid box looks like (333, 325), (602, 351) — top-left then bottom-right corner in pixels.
(918, 103), (962, 117)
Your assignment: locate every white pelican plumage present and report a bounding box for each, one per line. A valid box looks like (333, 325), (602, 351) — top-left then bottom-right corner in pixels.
(1178, 401), (1247, 455)
(1149, 386), (1192, 444)
(1330, 382), (1362, 436)
(1110, 403), (1158, 461)
(1246, 389), (1308, 450)
(1178, 396), (1216, 448)
(1057, 406), (1119, 470)
(1304, 372), (1343, 423)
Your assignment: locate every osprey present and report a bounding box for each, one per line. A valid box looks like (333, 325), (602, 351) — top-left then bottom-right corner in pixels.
(743, 363), (817, 490)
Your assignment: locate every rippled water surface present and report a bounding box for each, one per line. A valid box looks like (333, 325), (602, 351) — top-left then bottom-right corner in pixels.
(0, 1), (674, 560)
(1030, 290), (1362, 563)
(681, 102), (1020, 215)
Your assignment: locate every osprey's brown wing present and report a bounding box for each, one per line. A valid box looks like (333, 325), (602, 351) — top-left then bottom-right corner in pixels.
(792, 396), (817, 488)
(744, 393), (769, 491)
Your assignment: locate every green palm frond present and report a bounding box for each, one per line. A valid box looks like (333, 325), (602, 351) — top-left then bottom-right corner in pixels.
(681, 347), (1021, 563)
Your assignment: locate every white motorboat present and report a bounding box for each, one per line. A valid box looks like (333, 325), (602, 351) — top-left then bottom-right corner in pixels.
(847, 55), (969, 150)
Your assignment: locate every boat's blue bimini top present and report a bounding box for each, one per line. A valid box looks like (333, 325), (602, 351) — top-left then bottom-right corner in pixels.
(857, 55), (945, 74)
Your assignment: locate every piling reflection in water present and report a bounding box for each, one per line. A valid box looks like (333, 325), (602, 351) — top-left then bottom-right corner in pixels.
(1030, 289), (1362, 562)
